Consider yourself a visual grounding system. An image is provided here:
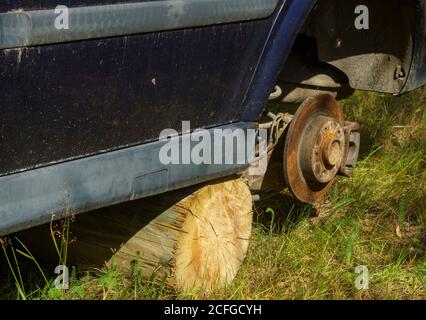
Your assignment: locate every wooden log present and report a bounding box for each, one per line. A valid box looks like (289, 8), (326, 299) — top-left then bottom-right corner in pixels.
(19, 177), (253, 292)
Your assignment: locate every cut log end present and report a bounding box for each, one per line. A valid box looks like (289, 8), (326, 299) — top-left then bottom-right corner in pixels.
(19, 177), (253, 292)
(173, 179), (253, 291)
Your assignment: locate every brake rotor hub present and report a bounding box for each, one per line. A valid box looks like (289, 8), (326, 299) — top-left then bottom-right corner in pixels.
(299, 116), (345, 184)
(283, 94), (358, 204)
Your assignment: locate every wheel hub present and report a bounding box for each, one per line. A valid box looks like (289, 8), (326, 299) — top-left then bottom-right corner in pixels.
(299, 116), (345, 184)
(283, 94), (347, 203)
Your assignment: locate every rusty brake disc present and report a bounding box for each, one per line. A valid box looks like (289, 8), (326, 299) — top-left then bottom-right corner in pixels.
(283, 94), (346, 203)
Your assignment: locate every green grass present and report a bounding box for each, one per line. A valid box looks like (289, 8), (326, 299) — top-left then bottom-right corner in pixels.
(0, 88), (425, 300)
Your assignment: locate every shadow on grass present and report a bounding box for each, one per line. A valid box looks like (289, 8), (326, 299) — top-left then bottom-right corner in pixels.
(253, 192), (315, 235)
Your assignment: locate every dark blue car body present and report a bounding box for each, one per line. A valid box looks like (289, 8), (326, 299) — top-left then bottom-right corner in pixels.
(0, 0), (424, 235)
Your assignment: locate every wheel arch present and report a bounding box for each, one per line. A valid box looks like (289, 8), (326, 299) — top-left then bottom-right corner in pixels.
(275, 0), (424, 103)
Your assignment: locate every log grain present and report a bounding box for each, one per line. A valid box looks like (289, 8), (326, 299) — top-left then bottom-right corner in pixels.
(19, 177), (253, 292)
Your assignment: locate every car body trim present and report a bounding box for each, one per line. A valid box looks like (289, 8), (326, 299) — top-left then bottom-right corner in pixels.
(0, 122), (257, 236)
(0, 0), (278, 49)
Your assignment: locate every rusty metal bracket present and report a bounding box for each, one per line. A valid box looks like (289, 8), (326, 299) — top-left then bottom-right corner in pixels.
(339, 121), (360, 178)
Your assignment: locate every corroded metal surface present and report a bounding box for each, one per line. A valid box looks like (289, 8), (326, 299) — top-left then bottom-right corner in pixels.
(283, 94), (346, 203)
(339, 121), (361, 178)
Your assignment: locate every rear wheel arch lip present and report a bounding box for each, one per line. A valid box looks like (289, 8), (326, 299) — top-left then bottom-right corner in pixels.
(240, 0), (318, 121)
